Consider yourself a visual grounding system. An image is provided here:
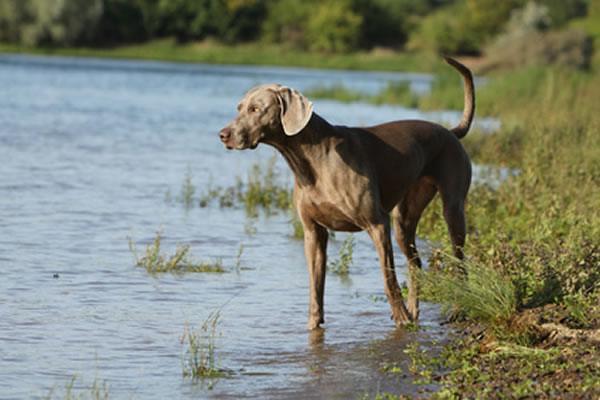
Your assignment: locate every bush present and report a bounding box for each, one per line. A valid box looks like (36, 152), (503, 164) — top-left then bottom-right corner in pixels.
(261, 0), (311, 48)
(409, 0), (526, 54)
(407, 2), (480, 54)
(1, 0), (104, 46)
(93, 0), (149, 45)
(484, 29), (593, 71)
(305, 1), (362, 52)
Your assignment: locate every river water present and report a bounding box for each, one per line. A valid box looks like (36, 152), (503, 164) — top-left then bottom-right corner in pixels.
(0, 54), (491, 399)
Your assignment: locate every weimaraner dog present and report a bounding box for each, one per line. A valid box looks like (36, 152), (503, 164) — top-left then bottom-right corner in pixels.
(219, 57), (474, 329)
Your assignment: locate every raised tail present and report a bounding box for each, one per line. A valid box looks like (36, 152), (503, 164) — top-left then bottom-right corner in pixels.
(444, 56), (475, 139)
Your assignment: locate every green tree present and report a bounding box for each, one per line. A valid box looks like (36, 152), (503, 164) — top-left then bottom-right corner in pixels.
(538, 0), (588, 27)
(306, 0), (362, 52)
(0, 0), (34, 42)
(19, 0), (104, 46)
(262, 0), (312, 48)
(93, 0), (149, 45)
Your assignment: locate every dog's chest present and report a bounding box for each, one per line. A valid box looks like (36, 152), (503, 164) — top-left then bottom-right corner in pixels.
(296, 177), (372, 232)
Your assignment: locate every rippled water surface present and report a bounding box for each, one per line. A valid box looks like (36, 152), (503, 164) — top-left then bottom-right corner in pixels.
(0, 55), (488, 399)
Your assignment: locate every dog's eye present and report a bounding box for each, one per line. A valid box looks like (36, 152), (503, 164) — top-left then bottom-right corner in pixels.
(249, 106), (260, 113)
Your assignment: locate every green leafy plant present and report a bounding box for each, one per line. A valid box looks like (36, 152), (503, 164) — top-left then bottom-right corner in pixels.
(328, 235), (355, 275)
(128, 231), (225, 275)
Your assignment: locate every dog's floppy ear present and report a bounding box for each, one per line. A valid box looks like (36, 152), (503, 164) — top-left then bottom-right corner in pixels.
(277, 87), (313, 136)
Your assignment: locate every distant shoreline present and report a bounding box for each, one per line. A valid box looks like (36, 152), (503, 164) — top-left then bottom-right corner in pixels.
(0, 38), (444, 73)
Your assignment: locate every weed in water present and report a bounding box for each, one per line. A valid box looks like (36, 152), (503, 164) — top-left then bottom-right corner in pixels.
(242, 155), (292, 217)
(46, 375), (110, 400)
(128, 231), (225, 275)
(234, 244), (244, 273)
(177, 166), (196, 208)
(181, 311), (227, 381)
(290, 211), (304, 239)
(197, 155), (292, 217)
(328, 235), (355, 275)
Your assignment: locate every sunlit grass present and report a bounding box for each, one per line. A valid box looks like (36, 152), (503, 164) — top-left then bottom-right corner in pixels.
(46, 375), (110, 400)
(328, 235), (355, 276)
(0, 39), (441, 73)
(419, 255), (517, 325)
(181, 311), (228, 381)
(128, 231), (225, 275)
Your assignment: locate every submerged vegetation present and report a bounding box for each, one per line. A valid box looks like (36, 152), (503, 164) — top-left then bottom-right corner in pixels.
(128, 231), (225, 274)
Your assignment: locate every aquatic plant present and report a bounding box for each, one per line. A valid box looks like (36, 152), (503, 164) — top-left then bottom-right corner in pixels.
(181, 311), (227, 380)
(177, 166), (196, 209)
(128, 231), (225, 275)
(328, 235), (355, 276)
(290, 212), (304, 239)
(46, 375), (110, 400)
(198, 155), (293, 217)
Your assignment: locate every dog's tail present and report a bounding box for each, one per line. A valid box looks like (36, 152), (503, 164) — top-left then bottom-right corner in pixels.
(444, 56), (475, 139)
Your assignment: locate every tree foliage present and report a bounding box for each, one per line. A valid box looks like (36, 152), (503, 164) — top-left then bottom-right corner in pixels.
(0, 0), (594, 53)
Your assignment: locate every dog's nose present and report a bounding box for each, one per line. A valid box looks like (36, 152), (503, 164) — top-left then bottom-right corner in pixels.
(219, 127), (231, 143)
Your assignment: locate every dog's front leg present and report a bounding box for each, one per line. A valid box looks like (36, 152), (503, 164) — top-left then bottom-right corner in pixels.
(367, 219), (412, 326)
(302, 220), (328, 330)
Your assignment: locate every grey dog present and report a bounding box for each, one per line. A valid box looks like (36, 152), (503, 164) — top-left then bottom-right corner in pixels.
(219, 57), (475, 329)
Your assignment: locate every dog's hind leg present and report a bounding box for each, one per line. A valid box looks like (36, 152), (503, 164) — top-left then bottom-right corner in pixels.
(392, 179), (438, 321)
(437, 162), (471, 261)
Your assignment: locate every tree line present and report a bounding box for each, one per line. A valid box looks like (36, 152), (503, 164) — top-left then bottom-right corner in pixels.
(0, 0), (591, 54)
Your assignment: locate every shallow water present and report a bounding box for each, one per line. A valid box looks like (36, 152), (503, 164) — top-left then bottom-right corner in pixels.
(0, 54), (489, 399)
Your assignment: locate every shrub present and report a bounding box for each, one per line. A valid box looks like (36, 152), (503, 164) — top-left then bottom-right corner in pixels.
(261, 0), (312, 48)
(12, 0), (104, 46)
(483, 28), (592, 71)
(305, 1), (362, 53)
(409, 0), (525, 54)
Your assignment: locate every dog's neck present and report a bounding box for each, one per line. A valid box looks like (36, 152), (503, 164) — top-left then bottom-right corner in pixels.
(266, 113), (335, 187)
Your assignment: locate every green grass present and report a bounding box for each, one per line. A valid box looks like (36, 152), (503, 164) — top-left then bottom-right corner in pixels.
(181, 311), (228, 380)
(46, 375), (110, 400)
(128, 231), (225, 274)
(178, 166), (196, 209)
(242, 156), (293, 217)
(0, 38), (440, 72)
(198, 155), (293, 217)
(328, 235), (355, 276)
(306, 80), (419, 108)
(419, 256), (517, 326)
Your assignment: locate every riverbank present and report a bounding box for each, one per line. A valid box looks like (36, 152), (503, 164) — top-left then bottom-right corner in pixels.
(0, 38), (444, 73)
(409, 65), (600, 398)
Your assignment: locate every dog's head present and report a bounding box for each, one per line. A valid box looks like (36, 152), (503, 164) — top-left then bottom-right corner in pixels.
(219, 84), (313, 150)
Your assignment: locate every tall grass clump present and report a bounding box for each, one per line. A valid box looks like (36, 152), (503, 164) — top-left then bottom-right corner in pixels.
(242, 155), (293, 217)
(128, 231), (225, 274)
(328, 235), (355, 276)
(46, 375), (110, 400)
(177, 166), (196, 209)
(198, 155), (293, 217)
(419, 257), (517, 325)
(181, 311), (227, 380)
